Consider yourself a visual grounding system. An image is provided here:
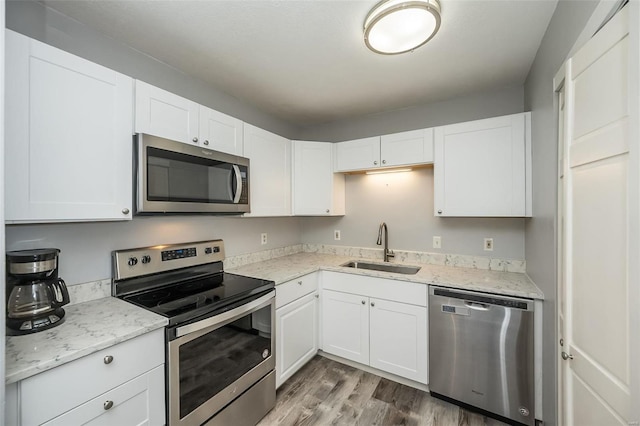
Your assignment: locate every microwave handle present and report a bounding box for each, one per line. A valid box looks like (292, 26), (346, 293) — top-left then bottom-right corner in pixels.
(232, 165), (242, 203)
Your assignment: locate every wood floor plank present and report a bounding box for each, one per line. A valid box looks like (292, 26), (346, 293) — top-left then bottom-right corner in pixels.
(257, 356), (510, 426)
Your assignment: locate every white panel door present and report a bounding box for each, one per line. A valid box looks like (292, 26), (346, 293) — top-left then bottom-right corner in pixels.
(135, 80), (199, 145)
(275, 292), (318, 388)
(321, 290), (369, 365)
(5, 30), (133, 222)
(559, 6), (635, 425)
(369, 298), (428, 384)
(198, 106), (243, 155)
(334, 136), (381, 171)
(292, 140), (345, 216)
(434, 113), (529, 217)
(243, 123), (291, 216)
(380, 128), (434, 167)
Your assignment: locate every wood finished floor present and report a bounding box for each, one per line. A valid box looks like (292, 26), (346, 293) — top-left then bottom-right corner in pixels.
(258, 356), (509, 426)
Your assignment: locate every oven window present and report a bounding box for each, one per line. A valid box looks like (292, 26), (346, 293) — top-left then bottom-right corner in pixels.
(147, 147), (240, 203)
(178, 305), (272, 419)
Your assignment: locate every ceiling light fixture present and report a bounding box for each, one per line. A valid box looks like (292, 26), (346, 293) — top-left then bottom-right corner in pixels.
(364, 0), (441, 55)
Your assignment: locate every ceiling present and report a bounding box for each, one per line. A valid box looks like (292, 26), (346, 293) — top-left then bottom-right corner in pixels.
(41, 0), (558, 126)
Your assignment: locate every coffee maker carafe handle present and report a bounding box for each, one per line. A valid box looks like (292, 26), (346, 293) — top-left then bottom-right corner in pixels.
(50, 278), (70, 308)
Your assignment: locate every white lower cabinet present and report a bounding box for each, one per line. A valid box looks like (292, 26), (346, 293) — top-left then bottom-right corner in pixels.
(275, 273), (319, 388)
(321, 272), (428, 384)
(9, 329), (165, 426)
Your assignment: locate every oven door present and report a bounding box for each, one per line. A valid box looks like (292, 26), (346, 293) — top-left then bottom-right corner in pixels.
(167, 291), (275, 426)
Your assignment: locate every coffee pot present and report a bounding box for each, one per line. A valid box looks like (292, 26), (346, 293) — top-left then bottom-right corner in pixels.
(6, 248), (70, 335)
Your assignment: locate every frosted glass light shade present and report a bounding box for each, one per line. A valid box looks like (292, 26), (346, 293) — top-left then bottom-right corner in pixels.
(364, 0), (441, 55)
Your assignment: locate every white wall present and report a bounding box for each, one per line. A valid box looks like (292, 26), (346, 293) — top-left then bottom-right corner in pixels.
(6, 217), (302, 286)
(302, 168), (525, 259)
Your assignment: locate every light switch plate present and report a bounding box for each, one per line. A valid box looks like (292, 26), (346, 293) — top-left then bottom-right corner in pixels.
(433, 236), (441, 249)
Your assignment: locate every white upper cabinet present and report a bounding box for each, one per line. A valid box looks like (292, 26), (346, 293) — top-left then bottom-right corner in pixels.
(292, 141), (345, 216)
(135, 81), (243, 155)
(243, 123), (291, 216)
(434, 112), (532, 217)
(135, 80), (199, 145)
(199, 106), (243, 155)
(5, 30), (134, 223)
(335, 136), (381, 171)
(335, 128), (434, 172)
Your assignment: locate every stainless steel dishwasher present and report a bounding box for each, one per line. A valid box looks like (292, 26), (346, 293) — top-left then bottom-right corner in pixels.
(429, 286), (535, 426)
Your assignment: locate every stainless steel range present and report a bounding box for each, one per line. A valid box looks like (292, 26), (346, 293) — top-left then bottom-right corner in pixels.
(112, 240), (275, 426)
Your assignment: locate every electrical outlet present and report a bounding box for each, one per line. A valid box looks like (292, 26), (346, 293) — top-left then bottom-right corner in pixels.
(261, 233), (268, 245)
(433, 236), (441, 249)
(484, 238), (494, 251)
(334, 230), (341, 241)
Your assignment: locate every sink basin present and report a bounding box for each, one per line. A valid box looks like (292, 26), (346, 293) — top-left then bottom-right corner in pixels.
(341, 261), (421, 275)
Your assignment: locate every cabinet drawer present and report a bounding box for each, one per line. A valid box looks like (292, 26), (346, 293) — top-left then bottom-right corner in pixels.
(276, 273), (318, 308)
(21, 329), (164, 426)
(322, 271), (427, 306)
(43, 365), (165, 426)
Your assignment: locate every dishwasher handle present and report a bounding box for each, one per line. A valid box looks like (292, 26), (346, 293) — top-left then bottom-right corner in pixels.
(464, 301), (490, 311)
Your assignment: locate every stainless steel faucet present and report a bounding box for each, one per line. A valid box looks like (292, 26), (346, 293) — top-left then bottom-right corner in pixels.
(376, 222), (395, 262)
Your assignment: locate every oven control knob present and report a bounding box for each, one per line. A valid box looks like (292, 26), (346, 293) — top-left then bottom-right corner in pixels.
(127, 257), (138, 266)
(141, 255), (151, 264)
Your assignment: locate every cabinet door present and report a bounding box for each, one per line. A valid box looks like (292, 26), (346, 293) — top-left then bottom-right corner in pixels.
(5, 30), (133, 223)
(369, 298), (428, 384)
(380, 128), (434, 167)
(199, 106), (243, 155)
(321, 290), (369, 365)
(433, 113), (530, 217)
(335, 136), (381, 172)
(135, 79), (199, 145)
(275, 292), (319, 388)
(292, 141), (345, 216)
(42, 366), (165, 426)
(243, 123), (291, 216)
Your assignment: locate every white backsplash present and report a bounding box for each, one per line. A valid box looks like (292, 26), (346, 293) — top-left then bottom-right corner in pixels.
(67, 279), (111, 305)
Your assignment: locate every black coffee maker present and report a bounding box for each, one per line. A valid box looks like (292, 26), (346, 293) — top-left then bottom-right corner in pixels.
(6, 248), (70, 335)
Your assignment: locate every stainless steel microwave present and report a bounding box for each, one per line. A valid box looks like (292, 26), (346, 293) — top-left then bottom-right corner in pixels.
(135, 134), (250, 214)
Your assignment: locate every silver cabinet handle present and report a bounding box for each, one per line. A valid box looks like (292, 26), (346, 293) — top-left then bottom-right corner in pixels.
(315, 294), (319, 298)
(437, 209), (443, 214)
(560, 338), (564, 347)
(122, 208), (130, 215)
(104, 400), (114, 410)
(192, 137), (199, 143)
(104, 355), (113, 364)
(204, 140), (209, 145)
(298, 281), (303, 285)
(561, 352), (573, 360)
(361, 300), (365, 305)
(326, 209), (330, 213)
(371, 301), (375, 307)
(382, 160), (386, 164)
(373, 161), (378, 166)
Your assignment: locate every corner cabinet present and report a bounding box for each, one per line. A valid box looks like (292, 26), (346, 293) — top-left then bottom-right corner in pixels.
(292, 141), (345, 216)
(6, 329), (165, 425)
(434, 112), (532, 217)
(275, 273), (319, 388)
(334, 128), (434, 172)
(243, 124), (292, 216)
(320, 272), (428, 384)
(5, 30), (134, 223)
(135, 80), (243, 155)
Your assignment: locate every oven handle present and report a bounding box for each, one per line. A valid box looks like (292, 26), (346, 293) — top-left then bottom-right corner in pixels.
(175, 291), (274, 337)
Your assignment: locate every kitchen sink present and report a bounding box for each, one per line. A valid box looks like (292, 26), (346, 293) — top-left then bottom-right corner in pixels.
(341, 261), (421, 275)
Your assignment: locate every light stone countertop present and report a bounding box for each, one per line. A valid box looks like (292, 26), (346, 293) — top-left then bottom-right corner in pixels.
(5, 297), (167, 384)
(227, 252), (544, 300)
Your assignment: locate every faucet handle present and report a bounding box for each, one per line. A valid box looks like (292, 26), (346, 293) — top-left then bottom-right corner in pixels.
(386, 250), (395, 259)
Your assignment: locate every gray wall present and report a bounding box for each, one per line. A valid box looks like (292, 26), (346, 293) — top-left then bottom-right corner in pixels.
(523, 1), (599, 424)
(302, 168), (525, 259)
(298, 86), (524, 142)
(6, 216), (302, 286)
(6, 0), (299, 139)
